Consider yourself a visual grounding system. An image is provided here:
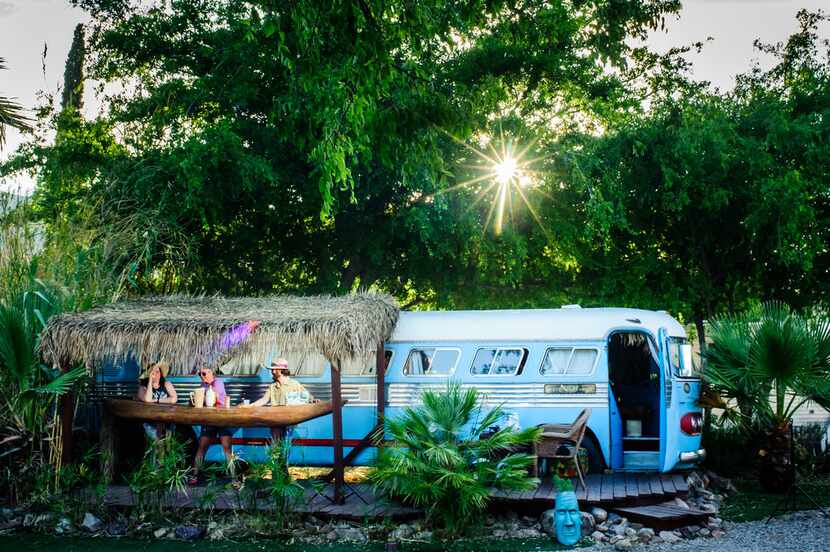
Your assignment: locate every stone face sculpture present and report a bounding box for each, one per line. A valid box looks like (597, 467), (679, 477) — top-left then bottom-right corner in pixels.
(554, 489), (581, 546)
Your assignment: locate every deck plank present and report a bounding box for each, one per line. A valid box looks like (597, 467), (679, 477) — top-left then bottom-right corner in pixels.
(648, 474), (664, 496)
(586, 475), (602, 503)
(661, 474), (676, 495)
(672, 473), (689, 493)
(612, 473), (626, 500)
(624, 473), (638, 498)
(535, 480), (555, 502)
(600, 474), (613, 502)
(637, 474), (651, 496)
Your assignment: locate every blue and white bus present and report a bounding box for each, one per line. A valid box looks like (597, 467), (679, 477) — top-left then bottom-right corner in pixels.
(100, 307), (705, 473)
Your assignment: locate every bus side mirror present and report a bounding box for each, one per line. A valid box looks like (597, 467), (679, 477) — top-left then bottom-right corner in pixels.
(679, 343), (697, 378)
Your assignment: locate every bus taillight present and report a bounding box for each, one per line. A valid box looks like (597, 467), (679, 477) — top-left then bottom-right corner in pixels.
(680, 413), (703, 436)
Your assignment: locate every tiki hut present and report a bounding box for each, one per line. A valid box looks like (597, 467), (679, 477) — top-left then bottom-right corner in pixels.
(41, 292), (400, 502)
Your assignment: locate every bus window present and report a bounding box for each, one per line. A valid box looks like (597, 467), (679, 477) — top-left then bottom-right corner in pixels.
(471, 348), (528, 376)
(403, 348), (460, 376)
(341, 350), (394, 376)
(540, 348), (598, 376)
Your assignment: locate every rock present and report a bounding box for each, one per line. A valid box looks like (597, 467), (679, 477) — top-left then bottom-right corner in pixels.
(609, 535), (623, 544)
(106, 521), (127, 536)
(708, 517), (723, 528)
(591, 530), (606, 542)
(629, 522), (643, 531)
(608, 512), (623, 523)
(413, 530), (432, 541)
(687, 472), (706, 492)
(597, 522), (610, 532)
(539, 509), (556, 536)
(705, 471), (738, 495)
(699, 528), (711, 537)
(154, 528), (169, 539)
(0, 518), (22, 532)
(659, 530), (682, 544)
(390, 524), (414, 540)
(637, 528), (655, 543)
(81, 513), (103, 533)
(614, 539), (634, 551)
(209, 529), (225, 541)
(580, 511), (596, 534)
(700, 503), (718, 513)
(610, 521), (628, 537)
(672, 497), (691, 509)
(22, 514), (36, 528)
(678, 525), (699, 538)
(336, 527), (368, 543)
(55, 517), (73, 535)
(514, 528), (542, 539)
(591, 506), (608, 523)
(711, 529), (726, 538)
(492, 529), (507, 538)
(326, 530), (338, 541)
(624, 527), (637, 537)
(174, 525), (205, 540)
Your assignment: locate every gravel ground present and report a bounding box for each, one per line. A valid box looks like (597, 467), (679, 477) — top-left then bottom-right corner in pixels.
(582, 510), (830, 552)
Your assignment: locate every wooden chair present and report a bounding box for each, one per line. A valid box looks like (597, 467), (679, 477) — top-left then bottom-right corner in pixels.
(533, 408), (592, 490)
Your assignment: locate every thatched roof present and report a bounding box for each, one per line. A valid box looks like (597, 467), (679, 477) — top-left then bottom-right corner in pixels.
(39, 292), (400, 375)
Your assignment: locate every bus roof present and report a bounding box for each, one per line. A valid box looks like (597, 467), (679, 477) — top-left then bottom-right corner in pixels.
(389, 307), (686, 343)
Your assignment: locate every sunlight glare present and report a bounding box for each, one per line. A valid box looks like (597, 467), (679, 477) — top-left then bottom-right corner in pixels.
(494, 156), (518, 183)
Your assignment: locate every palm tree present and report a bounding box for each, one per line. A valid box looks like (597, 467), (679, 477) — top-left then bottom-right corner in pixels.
(371, 381), (541, 537)
(0, 57), (32, 150)
(705, 303), (830, 491)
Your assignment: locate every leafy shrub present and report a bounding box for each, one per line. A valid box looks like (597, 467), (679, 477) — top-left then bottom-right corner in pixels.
(371, 381), (541, 538)
(242, 439), (305, 531)
(127, 435), (191, 515)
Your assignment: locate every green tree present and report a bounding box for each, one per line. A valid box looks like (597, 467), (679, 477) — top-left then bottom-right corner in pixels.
(556, 11), (830, 346)
(8, 0), (681, 296)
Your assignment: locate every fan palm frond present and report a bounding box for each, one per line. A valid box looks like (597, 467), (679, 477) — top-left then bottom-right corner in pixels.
(0, 57), (32, 149)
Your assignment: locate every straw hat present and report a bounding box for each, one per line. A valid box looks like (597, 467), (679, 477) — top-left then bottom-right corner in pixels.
(270, 357), (292, 376)
(138, 361), (170, 381)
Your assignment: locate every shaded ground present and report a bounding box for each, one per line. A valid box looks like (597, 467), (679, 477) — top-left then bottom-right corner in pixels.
(0, 535), (573, 552)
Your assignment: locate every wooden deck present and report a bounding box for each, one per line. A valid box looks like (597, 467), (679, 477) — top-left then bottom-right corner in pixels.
(90, 472), (690, 520)
(490, 472), (689, 506)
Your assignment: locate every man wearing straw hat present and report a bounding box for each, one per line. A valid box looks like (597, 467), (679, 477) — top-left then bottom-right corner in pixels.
(241, 357), (317, 441)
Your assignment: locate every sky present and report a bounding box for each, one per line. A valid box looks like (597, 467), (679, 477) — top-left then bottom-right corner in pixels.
(1, 0), (829, 193)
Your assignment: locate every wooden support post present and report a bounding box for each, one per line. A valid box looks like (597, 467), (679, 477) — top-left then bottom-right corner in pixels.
(58, 361), (75, 468)
(331, 359), (345, 504)
(100, 406), (117, 483)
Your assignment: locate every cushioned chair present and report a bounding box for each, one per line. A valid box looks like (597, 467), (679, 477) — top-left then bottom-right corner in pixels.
(533, 408), (592, 490)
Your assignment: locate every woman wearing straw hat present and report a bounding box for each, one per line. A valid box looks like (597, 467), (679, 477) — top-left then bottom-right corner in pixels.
(136, 361), (178, 404)
(135, 361), (178, 440)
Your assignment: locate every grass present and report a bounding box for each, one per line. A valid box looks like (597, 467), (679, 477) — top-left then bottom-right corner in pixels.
(720, 476), (830, 522)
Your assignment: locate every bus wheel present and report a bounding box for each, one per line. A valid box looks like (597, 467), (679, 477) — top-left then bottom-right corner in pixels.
(581, 437), (604, 474)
